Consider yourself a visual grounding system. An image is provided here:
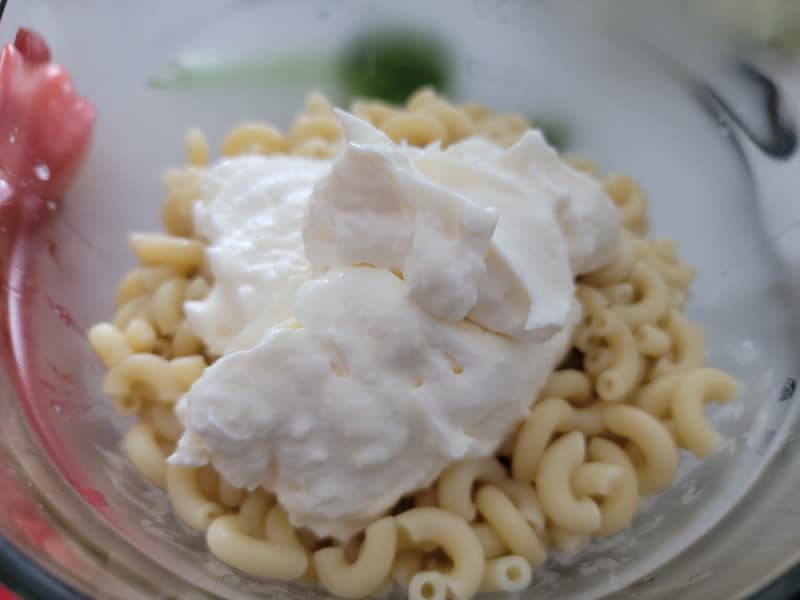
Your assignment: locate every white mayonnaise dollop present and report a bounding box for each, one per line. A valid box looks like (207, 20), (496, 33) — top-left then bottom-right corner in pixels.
(170, 111), (620, 540)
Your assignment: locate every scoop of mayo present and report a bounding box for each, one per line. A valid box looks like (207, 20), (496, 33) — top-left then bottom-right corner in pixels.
(170, 111), (619, 540)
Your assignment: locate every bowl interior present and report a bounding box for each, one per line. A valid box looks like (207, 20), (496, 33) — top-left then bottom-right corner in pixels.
(3, 1), (800, 598)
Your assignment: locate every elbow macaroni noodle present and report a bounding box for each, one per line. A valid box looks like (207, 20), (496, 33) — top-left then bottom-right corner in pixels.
(88, 89), (739, 600)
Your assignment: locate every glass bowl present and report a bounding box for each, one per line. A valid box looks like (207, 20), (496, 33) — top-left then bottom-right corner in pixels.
(1, 1), (800, 599)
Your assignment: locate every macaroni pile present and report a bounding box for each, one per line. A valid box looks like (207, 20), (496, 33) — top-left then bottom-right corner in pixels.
(88, 89), (739, 600)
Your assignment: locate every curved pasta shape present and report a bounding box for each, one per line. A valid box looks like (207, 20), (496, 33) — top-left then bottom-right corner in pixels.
(112, 295), (151, 331)
(381, 113), (448, 147)
(417, 101), (477, 144)
(671, 368), (739, 458)
(185, 127), (210, 166)
(602, 174), (648, 234)
(129, 233), (205, 270)
(587, 438), (640, 536)
(635, 324), (672, 357)
(350, 100), (396, 127)
(166, 464), (224, 531)
(395, 508), (484, 600)
(471, 523), (508, 559)
(237, 489), (272, 537)
(512, 397), (574, 482)
(492, 479), (545, 533)
(103, 353), (182, 402)
(161, 167), (203, 237)
(88, 322), (132, 368)
(582, 233), (636, 285)
(116, 268), (146, 306)
(589, 309), (641, 401)
(289, 115), (342, 147)
(113, 394), (142, 416)
(572, 323), (598, 354)
(314, 517), (397, 599)
(549, 526), (590, 555)
(222, 123), (287, 156)
(541, 369), (592, 405)
(406, 87), (438, 111)
(640, 239), (695, 289)
(634, 373), (682, 418)
(207, 515), (308, 580)
(459, 102), (491, 122)
(479, 555), (532, 594)
(169, 355), (207, 389)
(409, 571), (447, 600)
(124, 423), (167, 488)
(584, 346), (612, 376)
(185, 276), (210, 301)
(304, 92), (336, 117)
(124, 318), (157, 353)
(437, 457), (506, 521)
(172, 320), (204, 357)
(291, 138), (339, 159)
(565, 155), (598, 176)
(571, 407), (606, 436)
(570, 462), (623, 497)
(391, 549), (423, 589)
(650, 311), (705, 379)
(140, 265), (185, 292)
(475, 485), (546, 566)
(602, 282), (636, 306)
(576, 284), (609, 316)
(602, 405), (678, 494)
(152, 278), (188, 336)
(142, 404), (183, 442)
(478, 114), (528, 147)
(614, 262), (670, 327)
(535, 432), (601, 533)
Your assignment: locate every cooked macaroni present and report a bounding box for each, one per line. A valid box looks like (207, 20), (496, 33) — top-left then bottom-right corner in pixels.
(89, 89), (740, 600)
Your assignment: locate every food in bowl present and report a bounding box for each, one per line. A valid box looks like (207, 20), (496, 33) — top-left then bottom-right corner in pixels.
(87, 88), (739, 600)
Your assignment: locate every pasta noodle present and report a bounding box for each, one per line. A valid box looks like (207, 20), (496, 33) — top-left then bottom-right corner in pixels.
(587, 437), (639, 536)
(408, 571), (447, 600)
(222, 123), (287, 156)
(512, 397), (574, 482)
(650, 310), (706, 379)
(167, 465), (224, 531)
(602, 405), (678, 494)
(437, 457), (505, 521)
(475, 485), (546, 566)
(671, 368), (739, 458)
(395, 508), (484, 600)
(613, 262), (670, 327)
(540, 369), (592, 405)
(314, 517), (397, 599)
(589, 309), (641, 401)
(535, 432), (602, 533)
(549, 526), (590, 555)
(124, 423), (167, 488)
(478, 555), (532, 593)
(207, 515), (308, 580)
(471, 523), (508, 559)
(87, 89), (741, 600)
(88, 322), (132, 368)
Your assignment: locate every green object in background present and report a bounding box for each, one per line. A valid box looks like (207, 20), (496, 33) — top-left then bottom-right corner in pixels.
(148, 28), (452, 104)
(148, 27), (571, 150)
(339, 30), (452, 103)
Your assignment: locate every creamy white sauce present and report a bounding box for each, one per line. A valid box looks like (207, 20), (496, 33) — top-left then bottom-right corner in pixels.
(170, 111), (620, 540)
